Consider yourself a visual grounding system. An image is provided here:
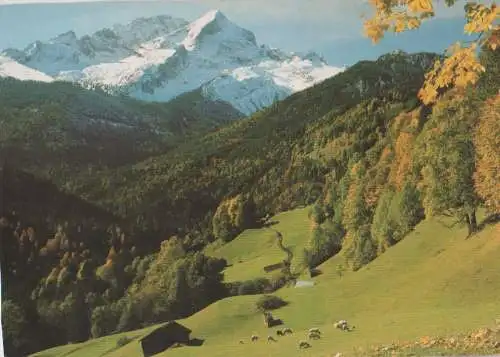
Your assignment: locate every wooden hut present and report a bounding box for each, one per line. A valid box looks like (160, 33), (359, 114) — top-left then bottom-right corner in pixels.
(139, 321), (192, 357)
(263, 262), (285, 273)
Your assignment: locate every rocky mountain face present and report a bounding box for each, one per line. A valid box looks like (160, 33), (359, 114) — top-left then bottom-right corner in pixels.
(1, 10), (344, 115)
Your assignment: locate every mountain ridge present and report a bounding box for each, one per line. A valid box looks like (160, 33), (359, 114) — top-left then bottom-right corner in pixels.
(0, 76), (243, 186)
(0, 10), (344, 115)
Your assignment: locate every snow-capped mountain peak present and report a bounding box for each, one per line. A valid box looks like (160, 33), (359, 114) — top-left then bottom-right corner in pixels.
(182, 9), (257, 55)
(183, 9), (228, 49)
(0, 10), (345, 116)
(0, 14), (189, 75)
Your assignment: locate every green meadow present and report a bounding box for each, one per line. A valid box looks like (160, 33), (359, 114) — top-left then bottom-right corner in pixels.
(30, 208), (500, 357)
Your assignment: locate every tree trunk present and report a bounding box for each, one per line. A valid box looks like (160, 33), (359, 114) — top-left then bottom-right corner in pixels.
(466, 210), (478, 237)
(470, 210), (478, 233)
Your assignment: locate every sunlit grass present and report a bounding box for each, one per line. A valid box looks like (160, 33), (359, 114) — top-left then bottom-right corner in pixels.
(30, 211), (500, 357)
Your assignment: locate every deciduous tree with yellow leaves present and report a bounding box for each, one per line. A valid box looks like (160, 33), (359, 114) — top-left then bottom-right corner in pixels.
(364, 0), (499, 104)
(473, 94), (500, 213)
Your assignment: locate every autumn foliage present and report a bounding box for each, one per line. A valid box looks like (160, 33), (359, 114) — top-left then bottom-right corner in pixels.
(389, 129), (417, 189)
(364, 0), (499, 104)
(474, 94), (500, 213)
(212, 194), (256, 242)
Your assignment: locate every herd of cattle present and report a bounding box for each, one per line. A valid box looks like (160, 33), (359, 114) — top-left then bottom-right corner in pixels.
(239, 319), (354, 350)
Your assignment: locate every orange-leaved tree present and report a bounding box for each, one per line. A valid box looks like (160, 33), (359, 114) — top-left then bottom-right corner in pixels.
(364, 0), (499, 104)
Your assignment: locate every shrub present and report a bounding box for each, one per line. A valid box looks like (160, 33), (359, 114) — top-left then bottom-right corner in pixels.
(256, 295), (288, 312)
(237, 278), (271, 295)
(116, 336), (132, 347)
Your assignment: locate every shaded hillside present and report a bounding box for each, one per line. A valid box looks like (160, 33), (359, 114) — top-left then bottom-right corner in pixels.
(0, 78), (242, 183)
(0, 164), (126, 356)
(0, 163), (116, 230)
(72, 51), (439, 234)
(0, 163), (120, 293)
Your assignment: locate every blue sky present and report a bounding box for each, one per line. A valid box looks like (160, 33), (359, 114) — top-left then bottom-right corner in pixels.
(0, 0), (479, 66)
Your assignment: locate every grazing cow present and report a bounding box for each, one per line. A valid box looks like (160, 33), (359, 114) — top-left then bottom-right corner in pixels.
(298, 340), (311, 349)
(308, 331), (321, 340)
(335, 320), (352, 331)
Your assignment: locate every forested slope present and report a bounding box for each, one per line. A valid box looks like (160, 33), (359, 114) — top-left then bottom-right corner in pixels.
(1, 47), (498, 357)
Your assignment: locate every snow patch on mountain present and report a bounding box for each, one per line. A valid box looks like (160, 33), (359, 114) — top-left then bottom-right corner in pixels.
(202, 72), (289, 115)
(73, 48), (177, 88)
(1, 15), (188, 76)
(201, 57), (342, 115)
(0, 55), (54, 82)
(0, 10), (345, 115)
